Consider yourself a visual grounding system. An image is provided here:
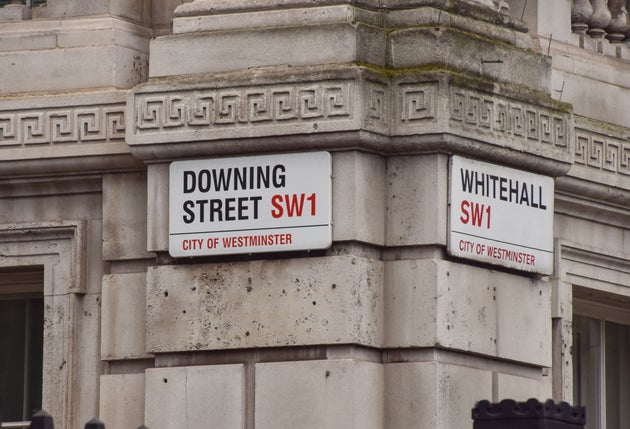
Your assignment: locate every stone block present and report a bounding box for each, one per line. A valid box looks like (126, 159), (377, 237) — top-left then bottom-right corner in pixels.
(0, 18), (150, 94)
(332, 151), (386, 245)
(153, 0), (193, 34)
(146, 163), (170, 253)
(149, 24), (357, 77)
(496, 273), (551, 365)
(384, 7), (532, 50)
(145, 365), (245, 429)
(86, 220), (105, 296)
(385, 259), (551, 366)
(356, 23), (387, 66)
(110, 0), (152, 24)
(101, 273), (151, 360)
(388, 26), (551, 93)
(0, 4), (30, 20)
(514, 0), (573, 44)
(495, 372), (551, 402)
(0, 33), (56, 52)
(384, 259), (439, 348)
(146, 255), (384, 352)
(56, 29), (115, 49)
(385, 362), (492, 429)
(173, 4), (355, 34)
(113, 47), (149, 89)
(386, 154), (449, 247)
(550, 46), (630, 128)
(103, 172), (153, 261)
(73, 292), (104, 425)
(255, 359), (383, 429)
(33, 0), (151, 22)
(99, 373), (145, 429)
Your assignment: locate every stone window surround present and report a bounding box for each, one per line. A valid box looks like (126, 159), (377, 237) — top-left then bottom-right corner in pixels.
(555, 239), (630, 403)
(0, 221), (86, 429)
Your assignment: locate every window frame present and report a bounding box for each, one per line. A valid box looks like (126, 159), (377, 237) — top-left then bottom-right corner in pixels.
(573, 297), (630, 429)
(0, 221), (87, 429)
(0, 269), (44, 427)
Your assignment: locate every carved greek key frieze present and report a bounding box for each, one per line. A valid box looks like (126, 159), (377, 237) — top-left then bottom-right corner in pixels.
(363, 81), (389, 131)
(0, 105), (125, 147)
(134, 81), (353, 134)
(575, 128), (630, 175)
(399, 83), (437, 122)
(450, 89), (568, 148)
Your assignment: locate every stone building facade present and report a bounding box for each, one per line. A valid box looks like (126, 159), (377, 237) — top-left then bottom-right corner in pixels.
(0, 0), (628, 428)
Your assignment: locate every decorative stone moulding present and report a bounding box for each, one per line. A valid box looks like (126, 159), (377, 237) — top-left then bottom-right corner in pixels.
(127, 65), (572, 176)
(0, 90), (143, 178)
(134, 0), (569, 177)
(553, 115), (630, 207)
(472, 398), (586, 428)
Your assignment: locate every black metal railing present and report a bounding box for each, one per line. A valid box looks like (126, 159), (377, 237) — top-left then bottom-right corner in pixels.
(1, 410), (148, 429)
(472, 398), (586, 429)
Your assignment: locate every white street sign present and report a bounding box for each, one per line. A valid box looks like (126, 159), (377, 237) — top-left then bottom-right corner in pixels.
(169, 152), (332, 257)
(448, 156), (554, 275)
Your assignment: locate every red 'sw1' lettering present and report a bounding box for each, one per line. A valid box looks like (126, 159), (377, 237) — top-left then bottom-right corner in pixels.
(460, 200), (491, 229)
(271, 193), (316, 218)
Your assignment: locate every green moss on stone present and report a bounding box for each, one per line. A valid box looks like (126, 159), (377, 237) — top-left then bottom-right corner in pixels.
(355, 61), (572, 113)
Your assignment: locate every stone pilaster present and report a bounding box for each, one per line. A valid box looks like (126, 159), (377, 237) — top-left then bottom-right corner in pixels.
(129, 0), (571, 172)
(130, 2), (568, 428)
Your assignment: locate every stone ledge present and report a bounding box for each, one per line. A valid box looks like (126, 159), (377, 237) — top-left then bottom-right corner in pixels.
(553, 115), (630, 206)
(127, 65), (572, 176)
(0, 89), (144, 178)
(172, 4), (530, 51)
(174, 0), (525, 33)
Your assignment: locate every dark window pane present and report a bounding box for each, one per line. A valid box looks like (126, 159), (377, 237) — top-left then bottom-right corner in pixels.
(605, 321), (630, 429)
(0, 299), (26, 422)
(0, 296), (43, 422)
(27, 298), (43, 419)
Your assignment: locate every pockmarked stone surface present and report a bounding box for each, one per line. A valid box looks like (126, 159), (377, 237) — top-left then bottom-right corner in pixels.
(146, 255), (384, 352)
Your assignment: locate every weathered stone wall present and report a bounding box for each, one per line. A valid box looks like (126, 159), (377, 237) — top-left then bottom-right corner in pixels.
(1, 0), (629, 428)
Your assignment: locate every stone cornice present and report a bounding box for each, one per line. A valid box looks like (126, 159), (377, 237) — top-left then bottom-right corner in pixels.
(0, 90), (143, 178)
(173, 0), (526, 32)
(5, 72), (630, 194)
(126, 65), (572, 176)
(554, 115), (630, 205)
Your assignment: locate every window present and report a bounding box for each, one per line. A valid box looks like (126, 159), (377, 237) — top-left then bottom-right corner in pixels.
(0, 269), (44, 426)
(573, 301), (630, 429)
(0, 1), (46, 7)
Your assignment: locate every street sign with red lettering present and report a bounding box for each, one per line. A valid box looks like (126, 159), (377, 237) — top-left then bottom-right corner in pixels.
(448, 156), (554, 275)
(169, 152), (332, 257)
